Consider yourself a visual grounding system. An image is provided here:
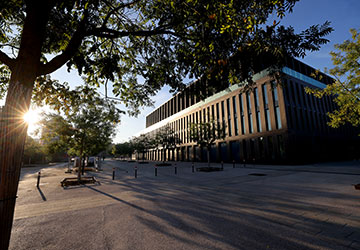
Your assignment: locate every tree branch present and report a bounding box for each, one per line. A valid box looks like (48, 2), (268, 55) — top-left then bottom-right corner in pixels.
(0, 50), (16, 70)
(101, 0), (140, 29)
(88, 27), (182, 39)
(37, 11), (88, 76)
(333, 74), (360, 102)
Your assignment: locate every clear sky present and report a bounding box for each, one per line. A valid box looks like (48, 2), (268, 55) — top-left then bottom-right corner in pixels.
(1, 0), (359, 143)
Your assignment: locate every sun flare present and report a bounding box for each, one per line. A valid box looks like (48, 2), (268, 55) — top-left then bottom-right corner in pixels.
(23, 109), (40, 126)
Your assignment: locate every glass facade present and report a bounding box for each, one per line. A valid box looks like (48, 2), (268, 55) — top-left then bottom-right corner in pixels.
(142, 58), (359, 164)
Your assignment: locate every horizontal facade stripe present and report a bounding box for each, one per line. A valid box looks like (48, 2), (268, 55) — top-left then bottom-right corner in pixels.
(282, 67), (327, 89)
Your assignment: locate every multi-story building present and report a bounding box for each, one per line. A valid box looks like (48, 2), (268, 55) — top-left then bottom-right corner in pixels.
(141, 58), (359, 164)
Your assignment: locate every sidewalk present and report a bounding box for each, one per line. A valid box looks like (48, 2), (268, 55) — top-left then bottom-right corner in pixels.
(9, 160), (360, 250)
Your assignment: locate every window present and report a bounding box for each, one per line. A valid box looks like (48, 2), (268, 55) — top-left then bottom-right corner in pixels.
(249, 114), (254, 134)
(207, 107), (210, 122)
(227, 98), (232, 137)
(221, 100), (226, 131)
(232, 96), (239, 136)
(186, 116), (189, 143)
(211, 105), (215, 120)
(275, 107), (282, 129)
(247, 92), (252, 113)
(221, 101), (225, 120)
(272, 81), (282, 129)
(239, 94), (246, 134)
(262, 84), (271, 131)
(273, 83), (279, 103)
(254, 88), (262, 132)
(246, 91), (253, 134)
(216, 103), (220, 131)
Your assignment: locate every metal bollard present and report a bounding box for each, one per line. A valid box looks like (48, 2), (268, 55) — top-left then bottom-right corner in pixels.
(112, 168), (115, 180)
(174, 164), (177, 175)
(243, 159), (246, 168)
(221, 161), (224, 170)
(37, 171), (41, 187)
(134, 166), (137, 178)
(155, 166), (158, 176)
(233, 160), (235, 168)
(192, 162), (194, 173)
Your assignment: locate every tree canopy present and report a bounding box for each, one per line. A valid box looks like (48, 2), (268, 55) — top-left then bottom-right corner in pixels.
(112, 142), (134, 159)
(130, 134), (156, 160)
(0, 0), (333, 113)
(37, 86), (121, 158)
(307, 29), (360, 129)
(23, 136), (45, 164)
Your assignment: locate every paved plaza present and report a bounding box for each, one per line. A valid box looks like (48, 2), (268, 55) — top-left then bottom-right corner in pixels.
(9, 160), (360, 250)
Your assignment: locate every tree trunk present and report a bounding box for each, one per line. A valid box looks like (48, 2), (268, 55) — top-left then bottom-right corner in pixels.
(0, 2), (51, 248)
(0, 77), (35, 250)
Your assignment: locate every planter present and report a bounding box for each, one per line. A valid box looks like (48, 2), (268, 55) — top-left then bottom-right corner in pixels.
(196, 167), (223, 172)
(155, 163), (172, 167)
(60, 177), (98, 187)
(248, 173), (267, 176)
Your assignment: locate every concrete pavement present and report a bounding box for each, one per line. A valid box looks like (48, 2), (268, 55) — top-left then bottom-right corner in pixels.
(9, 160), (360, 250)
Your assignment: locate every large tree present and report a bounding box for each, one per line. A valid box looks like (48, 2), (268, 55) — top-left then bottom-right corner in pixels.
(307, 29), (360, 129)
(0, 0), (333, 248)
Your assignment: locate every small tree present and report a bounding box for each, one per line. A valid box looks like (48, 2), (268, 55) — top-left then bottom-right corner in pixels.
(38, 87), (121, 180)
(306, 28), (360, 129)
(37, 113), (72, 162)
(189, 120), (226, 167)
(112, 142), (134, 160)
(155, 125), (181, 162)
(131, 134), (156, 161)
(23, 136), (46, 164)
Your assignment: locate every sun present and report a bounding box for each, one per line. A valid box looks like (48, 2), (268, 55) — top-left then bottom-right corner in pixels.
(23, 109), (40, 127)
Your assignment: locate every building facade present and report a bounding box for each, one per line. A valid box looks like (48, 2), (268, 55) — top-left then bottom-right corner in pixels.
(141, 58), (359, 164)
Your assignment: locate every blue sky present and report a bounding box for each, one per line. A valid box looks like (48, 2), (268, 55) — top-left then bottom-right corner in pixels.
(2, 0), (359, 143)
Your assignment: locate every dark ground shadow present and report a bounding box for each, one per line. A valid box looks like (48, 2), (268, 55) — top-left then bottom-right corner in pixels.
(36, 187), (47, 201)
(83, 166), (360, 250)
